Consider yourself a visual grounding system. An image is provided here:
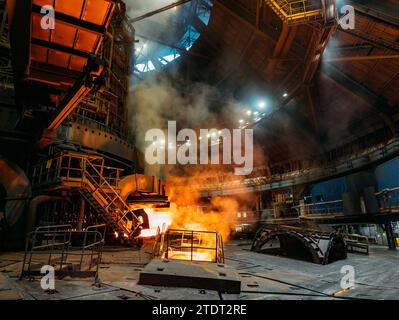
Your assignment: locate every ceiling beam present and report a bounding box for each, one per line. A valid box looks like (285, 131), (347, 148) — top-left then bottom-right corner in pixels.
(31, 38), (91, 58)
(340, 28), (399, 53)
(31, 4), (105, 35)
(129, 0), (193, 23)
(326, 54), (399, 62)
(213, 0), (277, 45)
(136, 33), (212, 60)
(346, 0), (399, 28)
(321, 63), (398, 137)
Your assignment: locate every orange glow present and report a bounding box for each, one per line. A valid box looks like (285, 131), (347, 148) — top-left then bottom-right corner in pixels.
(165, 250), (215, 262)
(139, 209), (172, 238)
(137, 172), (241, 243)
(163, 230), (219, 262)
(332, 288), (351, 296)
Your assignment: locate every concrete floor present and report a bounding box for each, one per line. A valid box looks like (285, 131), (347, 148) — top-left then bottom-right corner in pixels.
(1, 240), (398, 300)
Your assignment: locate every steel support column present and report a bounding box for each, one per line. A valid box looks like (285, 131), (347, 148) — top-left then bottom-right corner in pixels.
(385, 222), (397, 250)
(77, 198), (85, 231)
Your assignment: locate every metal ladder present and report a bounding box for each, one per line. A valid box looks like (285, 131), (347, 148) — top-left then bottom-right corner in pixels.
(80, 158), (142, 238)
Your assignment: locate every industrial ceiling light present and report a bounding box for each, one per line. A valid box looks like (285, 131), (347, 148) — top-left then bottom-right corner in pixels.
(246, 110), (252, 115)
(239, 119), (244, 123)
(258, 101), (266, 109)
(283, 93), (288, 97)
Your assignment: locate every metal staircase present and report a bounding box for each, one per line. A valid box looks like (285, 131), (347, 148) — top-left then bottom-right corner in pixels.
(29, 152), (169, 238)
(80, 158), (142, 238)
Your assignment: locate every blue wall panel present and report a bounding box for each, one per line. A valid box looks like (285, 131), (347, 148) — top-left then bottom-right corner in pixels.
(375, 156), (399, 191)
(309, 176), (347, 201)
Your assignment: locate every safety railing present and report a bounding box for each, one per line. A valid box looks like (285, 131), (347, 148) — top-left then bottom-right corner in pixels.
(30, 152), (142, 239)
(20, 224), (105, 285)
(30, 152), (124, 188)
(81, 158), (141, 236)
(161, 229), (224, 264)
(152, 223), (168, 258)
(376, 187), (399, 212)
(266, 0), (326, 25)
(292, 199), (344, 217)
(197, 139), (399, 194)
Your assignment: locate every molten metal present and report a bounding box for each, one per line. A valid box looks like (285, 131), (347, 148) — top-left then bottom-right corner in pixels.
(139, 208), (172, 238)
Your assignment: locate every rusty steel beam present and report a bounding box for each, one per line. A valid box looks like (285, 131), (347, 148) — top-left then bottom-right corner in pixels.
(137, 33), (212, 60)
(340, 28), (399, 53)
(346, 0), (399, 28)
(322, 63), (398, 137)
(302, 23), (336, 84)
(256, 0), (263, 29)
(326, 54), (399, 62)
(214, 0), (277, 45)
(47, 80), (92, 131)
(31, 38), (91, 59)
(265, 23), (298, 80)
(130, 0), (193, 23)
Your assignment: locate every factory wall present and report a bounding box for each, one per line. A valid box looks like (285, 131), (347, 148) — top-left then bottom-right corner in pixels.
(309, 155), (399, 201)
(374, 156), (399, 190)
(309, 176), (347, 201)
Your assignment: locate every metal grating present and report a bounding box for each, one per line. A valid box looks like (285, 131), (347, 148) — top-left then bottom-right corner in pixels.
(266, 0), (325, 25)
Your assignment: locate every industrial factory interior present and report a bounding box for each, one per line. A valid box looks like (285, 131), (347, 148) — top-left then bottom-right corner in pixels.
(1, 0), (399, 305)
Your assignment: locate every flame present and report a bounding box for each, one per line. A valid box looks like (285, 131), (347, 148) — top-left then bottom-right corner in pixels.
(139, 208), (172, 238)
(136, 169), (247, 265)
(137, 173), (240, 242)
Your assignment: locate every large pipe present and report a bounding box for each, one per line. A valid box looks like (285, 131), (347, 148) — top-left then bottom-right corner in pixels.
(26, 195), (64, 234)
(77, 198), (85, 231)
(129, 0), (193, 23)
(0, 157), (31, 227)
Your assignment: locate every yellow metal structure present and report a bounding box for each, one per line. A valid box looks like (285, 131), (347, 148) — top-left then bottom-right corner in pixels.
(266, 0), (326, 25)
(31, 153), (142, 237)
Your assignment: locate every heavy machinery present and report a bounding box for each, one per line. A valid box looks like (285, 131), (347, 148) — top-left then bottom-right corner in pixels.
(0, 1), (169, 248)
(251, 225), (347, 264)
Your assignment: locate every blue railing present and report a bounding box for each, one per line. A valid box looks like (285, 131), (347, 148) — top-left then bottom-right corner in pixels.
(293, 200), (344, 216)
(376, 188), (399, 211)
